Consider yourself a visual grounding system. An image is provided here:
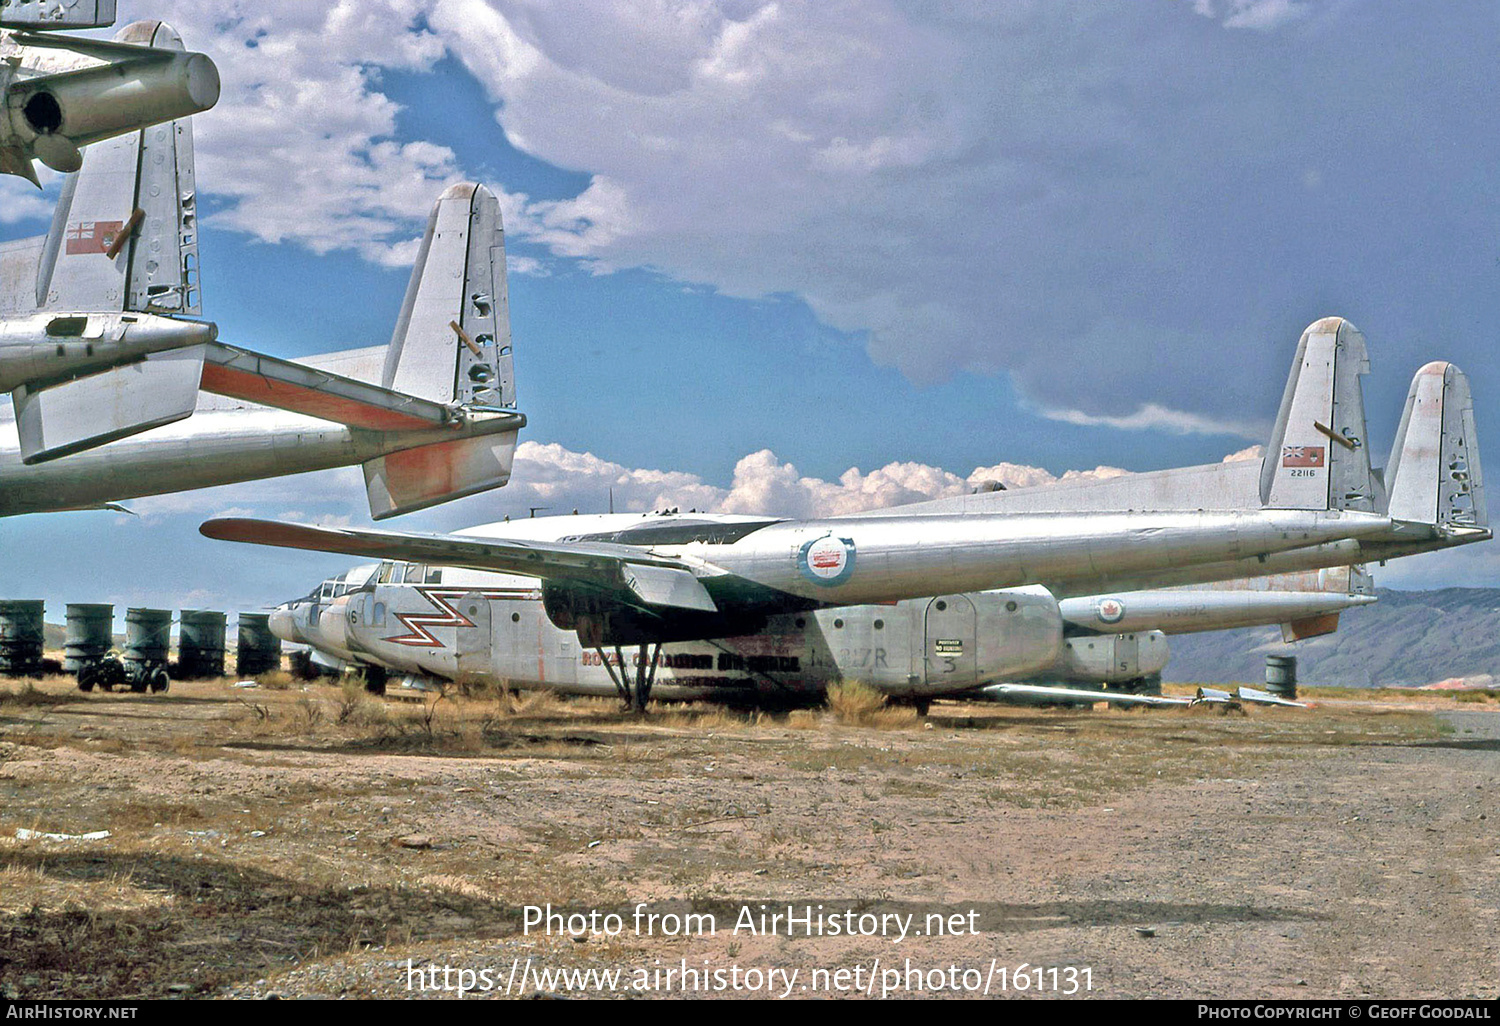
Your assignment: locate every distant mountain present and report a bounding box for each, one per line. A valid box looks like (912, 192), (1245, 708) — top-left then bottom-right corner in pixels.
(1164, 588), (1500, 687)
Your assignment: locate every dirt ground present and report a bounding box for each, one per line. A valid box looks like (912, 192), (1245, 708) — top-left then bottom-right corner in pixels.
(0, 674), (1496, 1001)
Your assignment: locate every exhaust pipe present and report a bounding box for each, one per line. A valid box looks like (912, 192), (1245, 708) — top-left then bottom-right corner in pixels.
(7, 49), (219, 170)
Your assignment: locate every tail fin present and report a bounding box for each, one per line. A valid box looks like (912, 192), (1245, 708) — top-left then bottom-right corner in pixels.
(1260, 316), (1377, 512)
(6, 22), (206, 463)
(33, 21), (201, 318)
(381, 183), (513, 408)
(1385, 362), (1486, 530)
(363, 182), (518, 518)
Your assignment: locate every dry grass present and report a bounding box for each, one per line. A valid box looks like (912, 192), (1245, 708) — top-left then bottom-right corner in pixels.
(0, 670), (1482, 999)
(0, 682), (82, 707)
(825, 681), (920, 729)
(250, 669), (298, 690)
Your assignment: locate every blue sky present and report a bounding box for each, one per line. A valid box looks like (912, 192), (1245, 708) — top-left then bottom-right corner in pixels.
(1, 0), (1497, 621)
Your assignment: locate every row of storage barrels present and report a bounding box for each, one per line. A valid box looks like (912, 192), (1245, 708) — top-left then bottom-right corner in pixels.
(0, 600), (280, 679)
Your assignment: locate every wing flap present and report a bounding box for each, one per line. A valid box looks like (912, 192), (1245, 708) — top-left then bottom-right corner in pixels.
(622, 563), (717, 612)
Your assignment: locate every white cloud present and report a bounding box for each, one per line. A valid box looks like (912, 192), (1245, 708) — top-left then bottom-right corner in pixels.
(149, 0), (462, 266)
(1037, 402), (1265, 440)
(129, 1), (1477, 435)
(1188, 0), (1312, 30)
(0, 175), (56, 224)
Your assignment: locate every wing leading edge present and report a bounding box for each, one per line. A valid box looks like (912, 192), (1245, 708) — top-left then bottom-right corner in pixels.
(198, 518), (718, 613)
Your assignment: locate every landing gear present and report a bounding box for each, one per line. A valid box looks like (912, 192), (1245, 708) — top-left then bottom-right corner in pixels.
(362, 665), (389, 696)
(595, 642), (662, 713)
(914, 698), (930, 717)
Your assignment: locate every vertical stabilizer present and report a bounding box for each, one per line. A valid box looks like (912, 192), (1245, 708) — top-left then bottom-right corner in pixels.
(382, 182), (513, 409)
(1385, 362), (1486, 529)
(1260, 316), (1376, 512)
(364, 182), (519, 518)
(32, 21), (200, 317)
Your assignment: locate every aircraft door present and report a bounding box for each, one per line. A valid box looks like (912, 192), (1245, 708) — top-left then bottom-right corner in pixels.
(455, 591), (491, 679)
(924, 595), (977, 688)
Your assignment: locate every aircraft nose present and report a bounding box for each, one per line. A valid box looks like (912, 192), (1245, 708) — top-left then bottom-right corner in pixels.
(268, 607), (297, 643)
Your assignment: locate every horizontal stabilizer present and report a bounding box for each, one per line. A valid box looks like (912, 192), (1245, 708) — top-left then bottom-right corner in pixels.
(13, 343), (201, 462)
(363, 431), (520, 519)
(1385, 362), (1486, 530)
(199, 342), (464, 432)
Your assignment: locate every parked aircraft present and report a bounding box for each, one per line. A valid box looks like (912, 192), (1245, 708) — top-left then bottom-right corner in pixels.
(1, 9), (218, 183)
(0, 77), (525, 518)
(263, 554), (1371, 711)
(204, 319), (1487, 709)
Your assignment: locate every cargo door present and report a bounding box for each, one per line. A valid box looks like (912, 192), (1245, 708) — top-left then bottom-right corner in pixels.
(454, 591), (490, 679)
(924, 595), (977, 687)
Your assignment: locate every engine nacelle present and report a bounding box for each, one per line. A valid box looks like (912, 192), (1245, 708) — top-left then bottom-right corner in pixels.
(880, 586), (1064, 697)
(1042, 630), (1170, 685)
(1, 20), (219, 180)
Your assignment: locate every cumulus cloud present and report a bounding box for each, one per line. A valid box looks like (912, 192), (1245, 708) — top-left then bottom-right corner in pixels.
(111, 437), (1139, 531)
(503, 441), (1132, 521)
(134, 1), (1493, 433)
(149, 1), (463, 265)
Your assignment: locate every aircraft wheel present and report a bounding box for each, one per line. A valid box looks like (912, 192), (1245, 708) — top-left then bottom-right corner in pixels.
(914, 699), (930, 717)
(362, 666), (388, 696)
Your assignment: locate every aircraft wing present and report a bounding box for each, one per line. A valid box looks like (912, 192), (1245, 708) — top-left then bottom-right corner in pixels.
(979, 683), (1306, 709)
(199, 518), (719, 613)
(979, 683), (1193, 707)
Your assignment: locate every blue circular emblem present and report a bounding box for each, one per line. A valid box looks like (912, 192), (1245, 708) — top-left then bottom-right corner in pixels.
(797, 535), (857, 587)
